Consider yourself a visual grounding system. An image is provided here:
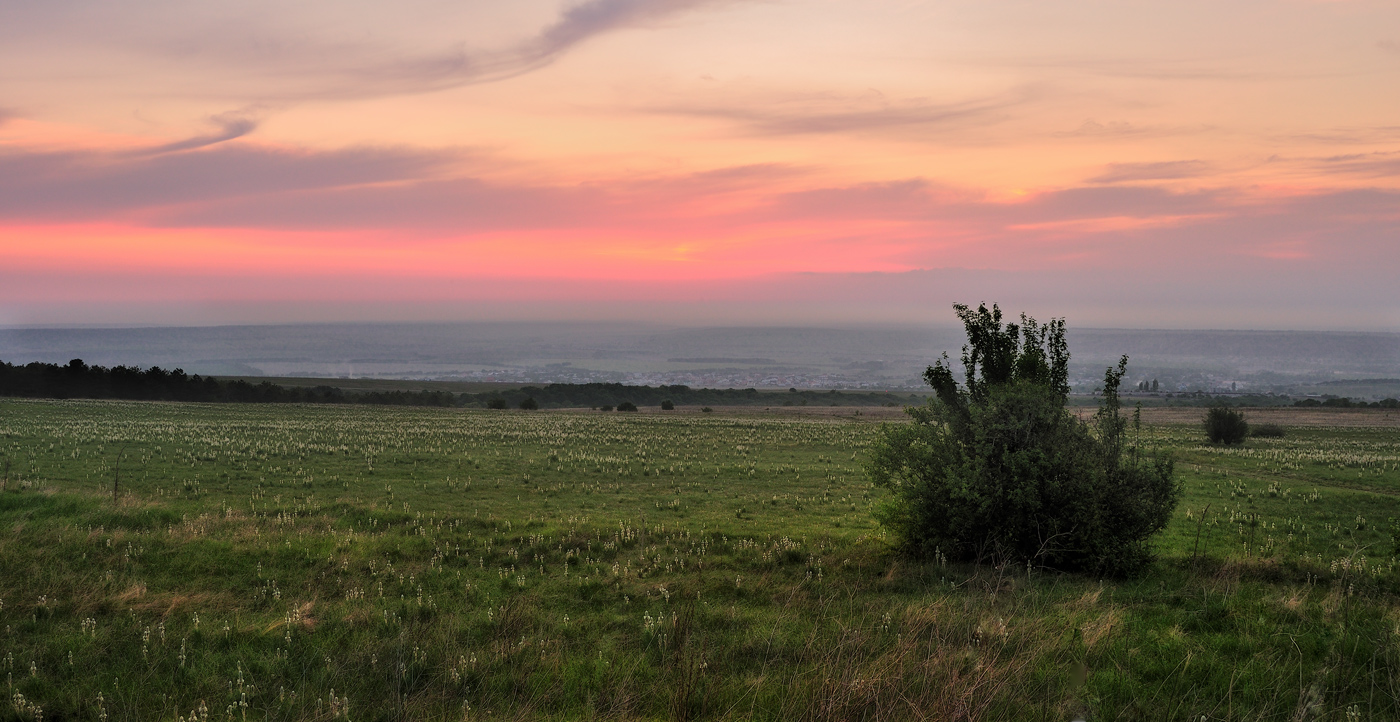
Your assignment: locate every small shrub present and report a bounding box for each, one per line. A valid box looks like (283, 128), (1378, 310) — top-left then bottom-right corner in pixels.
(1204, 405), (1249, 444)
(701, 407), (713, 413)
(661, 400), (675, 410)
(486, 398), (507, 410)
(868, 303), (1178, 577)
(599, 405), (613, 412)
(617, 401), (638, 412)
(1250, 423), (1285, 438)
(519, 397), (538, 410)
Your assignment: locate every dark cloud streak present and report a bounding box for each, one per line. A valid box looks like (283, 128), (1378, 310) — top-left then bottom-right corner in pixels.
(0, 144), (463, 220)
(1313, 151), (1400, 179)
(127, 113), (260, 156)
(650, 90), (1028, 138)
(232, 0), (741, 100)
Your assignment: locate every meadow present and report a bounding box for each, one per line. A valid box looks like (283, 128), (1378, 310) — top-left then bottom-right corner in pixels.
(1, 399), (1398, 721)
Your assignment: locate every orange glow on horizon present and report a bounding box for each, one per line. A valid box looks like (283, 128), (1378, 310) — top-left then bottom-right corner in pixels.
(1, 0), (1396, 326)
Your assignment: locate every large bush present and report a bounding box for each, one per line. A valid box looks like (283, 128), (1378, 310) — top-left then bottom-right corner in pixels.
(867, 303), (1179, 576)
(1204, 405), (1249, 444)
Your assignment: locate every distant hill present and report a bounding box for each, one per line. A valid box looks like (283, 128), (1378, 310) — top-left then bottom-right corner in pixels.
(1, 322), (1395, 396)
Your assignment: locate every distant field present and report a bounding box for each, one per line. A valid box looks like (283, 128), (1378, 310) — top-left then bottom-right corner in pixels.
(1, 400), (1397, 720)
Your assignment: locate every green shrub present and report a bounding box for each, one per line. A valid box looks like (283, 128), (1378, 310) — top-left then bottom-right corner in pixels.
(486, 398), (507, 410)
(598, 405), (613, 412)
(661, 400), (675, 410)
(701, 407), (713, 413)
(1250, 423), (1285, 438)
(867, 303), (1179, 576)
(617, 401), (638, 412)
(1204, 405), (1249, 444)
(519, 397), (538, 410)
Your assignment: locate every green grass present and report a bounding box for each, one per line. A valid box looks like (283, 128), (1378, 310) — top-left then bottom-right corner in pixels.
(0, 399), (1397, 721)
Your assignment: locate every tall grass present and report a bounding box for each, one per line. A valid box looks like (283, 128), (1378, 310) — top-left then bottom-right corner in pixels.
(0, 399), (1396, 720)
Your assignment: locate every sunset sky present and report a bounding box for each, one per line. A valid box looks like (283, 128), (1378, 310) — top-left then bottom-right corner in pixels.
(1, 0), (1397, 329)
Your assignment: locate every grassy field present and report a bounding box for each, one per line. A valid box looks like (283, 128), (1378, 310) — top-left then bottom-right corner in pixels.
(1, 399), (1397, 721)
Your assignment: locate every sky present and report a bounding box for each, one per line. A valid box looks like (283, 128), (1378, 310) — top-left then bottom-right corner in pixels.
(0, 0), (1397, 329)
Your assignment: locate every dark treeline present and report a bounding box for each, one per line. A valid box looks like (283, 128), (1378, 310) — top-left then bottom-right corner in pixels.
(1155, 393), (1398, 409)
(466, 383), (917, 409)
(0, 360), (456, 407)
(1294, 397), (1399, 409)
(6, 359), (1395, 410)
(0, 359), (915, 408)
(1071, 392), (1400, 409)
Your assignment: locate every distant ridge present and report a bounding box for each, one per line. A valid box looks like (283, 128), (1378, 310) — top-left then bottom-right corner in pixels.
(667, 357), (777, 364)
(0, 322), (1395, 393)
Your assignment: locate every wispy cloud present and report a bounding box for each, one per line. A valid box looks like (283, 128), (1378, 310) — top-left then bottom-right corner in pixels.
(0, 144), (465, 221)
(1, 132), (1395, 298)
(1302, 150), (1400, 179)
(157, 0), (746, 101)
(1053, 119), (1215, 140)
(126, 112), (260, 156)
(0, 135), (1372, 241)
(1089, 161), (1209, 183)
(652, 89), (1030, 138)
(320, 0), (742, 97)
(0, 0), (746, 104)
(530, 0), (736, 64)
(164, 176), (607, 232)
(1012, 55), (1346, 83)
(1277, 125), (1400, 145)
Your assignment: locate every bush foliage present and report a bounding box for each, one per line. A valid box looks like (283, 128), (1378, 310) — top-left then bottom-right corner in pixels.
(1204, 405), (1249, 444)
(867, 303), (1179, 576)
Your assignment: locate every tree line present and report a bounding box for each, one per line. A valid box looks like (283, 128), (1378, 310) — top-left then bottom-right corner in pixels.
(0, 360), (457, 406)
(468, 383), (916, 409)
(0, 360), (916, 408)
